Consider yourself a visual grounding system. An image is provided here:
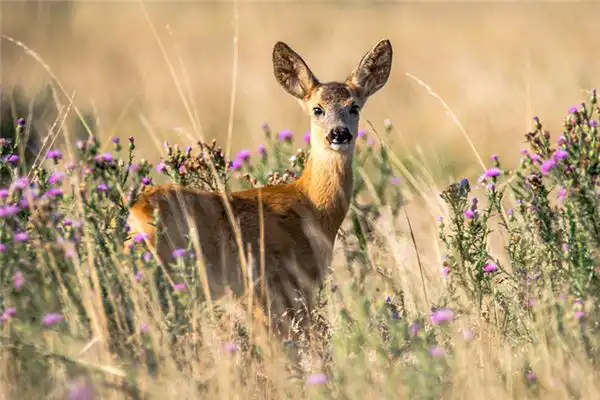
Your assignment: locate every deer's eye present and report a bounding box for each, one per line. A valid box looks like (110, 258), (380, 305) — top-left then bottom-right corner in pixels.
(313, 106), (325, 117)
(349, 105), (360, 116)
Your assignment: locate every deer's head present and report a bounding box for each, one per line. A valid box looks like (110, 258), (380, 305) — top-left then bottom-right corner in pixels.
(273, 39), (393, 156)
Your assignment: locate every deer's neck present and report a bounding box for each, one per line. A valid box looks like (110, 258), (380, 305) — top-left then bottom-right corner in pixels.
(295, 149), (354, 239)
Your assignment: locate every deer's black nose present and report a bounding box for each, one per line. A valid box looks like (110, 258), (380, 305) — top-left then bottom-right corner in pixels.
(326, 127), (352, 144)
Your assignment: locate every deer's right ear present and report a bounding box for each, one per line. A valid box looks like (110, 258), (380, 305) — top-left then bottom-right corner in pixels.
(273, 42), (319, 99)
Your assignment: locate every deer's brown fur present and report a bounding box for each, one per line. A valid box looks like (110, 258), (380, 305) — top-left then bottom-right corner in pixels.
(126, 39), (393, 333)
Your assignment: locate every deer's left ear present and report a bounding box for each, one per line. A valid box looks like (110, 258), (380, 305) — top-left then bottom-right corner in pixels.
(346, 39), (393, 99)
(273, 41), (320, 99)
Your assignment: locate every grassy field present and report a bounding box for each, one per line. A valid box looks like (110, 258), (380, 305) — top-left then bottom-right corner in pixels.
(1, 2), (600, 399)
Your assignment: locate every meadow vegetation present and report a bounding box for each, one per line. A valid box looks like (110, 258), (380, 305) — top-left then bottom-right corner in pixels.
(1, 87), (600, 399)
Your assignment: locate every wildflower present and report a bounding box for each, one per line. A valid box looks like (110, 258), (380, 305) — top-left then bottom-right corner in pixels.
(491, 154), (499, 162)
(173, 283), (187, 292)
(540, 159), (556, 175)
(172, 248), (186, 258)
(76, 140), (87, 151)
(231, 159), (243, 171)
(484, 263), (498, 274)
(459, 178), (470, 189)
(0, 189), (9, 200)
(484, 167), (501, 178)
(42, 313), (65, 327)
(389, 176), (402, 186)
(357, 130), (367, 139)
(142, 252), (153, 262)
(96, 184), (109, 193)
(441, 266), (450, 277)
(568, 106), (578, 114)
(306, 374), (328, 386)
(1, 307), (17, 322)
(129, 163), (141, 173)
(16, 118), (26, 127)
(575, 311), (584, 320)
(464, 210), (476, 220)
(112, 137), (120, 145)
(431, 309), (454, 325)
(156, 162), (167, 174)
(409, 323), (421, 337)
(590, 120), (598, 128)
(140, 323), (149, 334)
(557, 135), (567, 145)
(0, 243), (7, 253)
(178, 165), (187, 175)
(46, 188), (64, 199)
(278, 129), (293, 143)
(303, 132), (311, 145)
(7, 154), (20, 166)
(430, 346), (446, 357)
(463, 329), (475, 341)
(67, 379), (95, 400)
(47, 149), (63, 162)
(553, 149), (568, 161)
(0, 205), (20, 218)
(557, 187), (567, 204)
(223, 343), (239, 353)
(134, 232), (149, 244)
(48, 172), (65, 185)
(527, 371), (537, 383)
(134, 270), (143, 283)
(14, 271), (24, 291)
(142, 177), (152, 185)
(14, 232), (28, 244)
(236, 149), (252, 163)
(258, 144), (267, 157)
(186, 146), (192, 157)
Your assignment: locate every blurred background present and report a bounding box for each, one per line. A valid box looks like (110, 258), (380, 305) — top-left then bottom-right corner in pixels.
(2, 1), (600, 179)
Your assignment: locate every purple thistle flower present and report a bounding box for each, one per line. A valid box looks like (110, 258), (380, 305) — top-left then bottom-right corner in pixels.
(7, 154), (20, 166)
(590, 120), (598, 128)
(258, 144), (267, 156)
(134, 270), (143, 283)
(143, 252), (153, 262)
(231, 159), (243, 171)
(48, 172), (65, 185)
(142, 177), (152, 185)
(46, 188), (64, 199)
(357, 130), (367, 139)
(236, 149), (252, 163)
(0, 205), (20, 218)
(172, 248), (186, 259)
(464, 210), (476, 220)
(223, 342), (239, 353)
(0, 189), (9, 200)
(129, 163), (141, 173)
(527, 371), (537, 383)
(156, 162), (167, 174)
(14, 271), (24, 291)
(441, 266), (450, 278)
(557, 135), (567, 145)
(278, 129), (293, 143)
(568, 106), (578, 114)
(0, 243), (7, 253)
(97, 184), (109, 193)
(557, 187), (567, 204)
(2, 307), (17, 321)
(42, 313), (65, 327)
(134, 232), (150, 244)
(484, 167), (501, 178)
(303, 132), (311, 145)
(76, 140), (86, 151)
(491, 154), (499, 162)
(409, 323), (421, 337)
(173, 283), (187, 292)
(306, 373), (328, 386)
(67, 380), (95, 400)
(575, 311), (585, 320)
(431, 309), (454, 325)
(430, 346), (446, 357)
(540, 159), (556, 175)
(178, 165), (187, 175)
(47, 150), (63, 162)
(389, 176), (402, 186)
(16, 118), (26, 128)
(484, 263), (498, 274)
(112, 137), (120, 145)
(14, 232), (28, 243)
(553, 149), (568, 161)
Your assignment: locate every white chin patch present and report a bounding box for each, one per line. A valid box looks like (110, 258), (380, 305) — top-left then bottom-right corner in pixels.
(330, 142), (349, 151)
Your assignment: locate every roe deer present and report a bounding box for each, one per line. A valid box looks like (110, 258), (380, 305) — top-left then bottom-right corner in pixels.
(126, 39), (393, 333)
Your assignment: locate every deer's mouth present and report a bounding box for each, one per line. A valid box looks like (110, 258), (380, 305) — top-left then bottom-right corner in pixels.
(326, 129), (353, 151)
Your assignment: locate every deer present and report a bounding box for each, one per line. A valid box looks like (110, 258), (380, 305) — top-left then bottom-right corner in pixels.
(126, 39), (393, 335)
